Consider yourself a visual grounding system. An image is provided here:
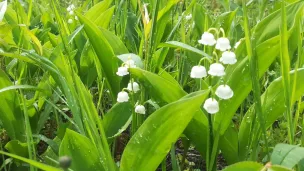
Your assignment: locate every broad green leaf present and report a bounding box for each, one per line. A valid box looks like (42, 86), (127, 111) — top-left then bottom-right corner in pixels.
(85, 0), (113, 20)
(130, 68), (186, 104)
(212, 10), (237, 35)
(120, 90), (210, 171)
(100, 27), (129, 55)
(221, 161), (263, 171)
(0, 151), (61, 171)
(94, 6), (115, 29)
(193, 4), (211, 36)
(269, 165), (293, 171)
(254, 1), (304, 44)
(159, 41), (212, 58)
(5, 140), (28, 157)
(59, 129), (105, 171)
(80, 41), (98, 86)
(77, 13), (121, 98)
(271, 143), (304, 168)
(0, 69), (25, 141)
(103, 102), (133, 139)
(219, 126), (239, 164)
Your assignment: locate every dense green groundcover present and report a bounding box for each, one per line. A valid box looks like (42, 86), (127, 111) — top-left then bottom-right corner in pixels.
(0, 0), (304, 170)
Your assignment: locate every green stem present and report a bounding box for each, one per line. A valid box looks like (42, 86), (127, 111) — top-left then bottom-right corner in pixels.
(161, 158), (167, 171)
(130, 77), (137, 135)
(206, 113), (214, 171)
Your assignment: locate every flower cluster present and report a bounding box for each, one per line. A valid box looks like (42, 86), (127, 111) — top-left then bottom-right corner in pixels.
(67, 4), (78, 24)
(192, 29), (239, 114)
(115, 58), (146, 115)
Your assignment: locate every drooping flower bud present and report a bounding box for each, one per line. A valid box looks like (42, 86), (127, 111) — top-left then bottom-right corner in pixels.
(116, 66), (129, 76)
(117, 91), (129, 103)
(216, 37), (231, 51)
(127, 82), (140, 93)
(59, 156), (72, 170)
(208, 63), (225, 76)
(69, 10), (74, 15)
(198, 32), (216, 46)
(190, 66), (207, 79)
(220, 51), (237, 65)
(215, 85), (234, 100)
(203, 98), (219, 114)
(135, 105), (146, 114)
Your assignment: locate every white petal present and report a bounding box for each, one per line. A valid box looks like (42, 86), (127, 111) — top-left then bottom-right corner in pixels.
(220, 51), (237, 65)
(117, 91), (129, 103)
(135, 105), (146, 114)
(116, 66), (129, 76)
(203, 98), (219, 114)
(216, 37), (231, 52)
(215, 85), (234, 99)
(199, 32), (216, 46)
(208, 63), (225, 76)
(190, 65), (207, 78)
(127, 82), (140, 93)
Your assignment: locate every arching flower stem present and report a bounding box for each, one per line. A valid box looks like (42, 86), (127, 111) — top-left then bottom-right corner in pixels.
(198, 56), (213, 65)
(207, 28), (219, 37)
(213, 51), (219, 63)
(219, 28), (226, 37)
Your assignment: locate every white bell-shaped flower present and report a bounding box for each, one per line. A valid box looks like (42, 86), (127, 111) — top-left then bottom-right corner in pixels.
(220, 51), (237, 65)
(124, 59), (136, 68)
(215, 85), (234, 100)
(208, 63), (225, 76)
(69, 10), (74, 15)
(135, 105), (146, 114)
(67, 19), (73, 24)
(185, 14), (192, 20)
(216, 37), (231, 51)
(116, 66), (129, 76)
(117, 91), (129, 103)
(190, 66), (207, 79)
(127, 82), (140, 93)
(198, 32), (216, 46)
(203, 98), (219, 114)
(234, 41), (241, 49)
(0, 0), (7, 22)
